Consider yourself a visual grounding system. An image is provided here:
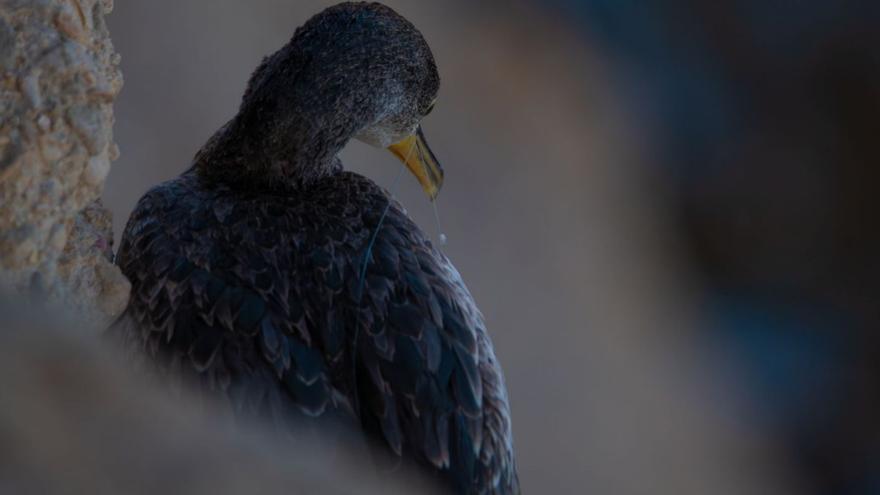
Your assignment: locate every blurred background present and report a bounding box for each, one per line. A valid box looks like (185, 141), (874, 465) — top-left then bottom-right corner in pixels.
(103, 1), (880, 493)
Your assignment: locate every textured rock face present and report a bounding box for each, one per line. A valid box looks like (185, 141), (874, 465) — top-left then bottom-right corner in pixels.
(0, 0), (129, 325)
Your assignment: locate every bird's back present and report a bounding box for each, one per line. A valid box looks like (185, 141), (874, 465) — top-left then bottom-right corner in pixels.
(115, 170), (518, 494)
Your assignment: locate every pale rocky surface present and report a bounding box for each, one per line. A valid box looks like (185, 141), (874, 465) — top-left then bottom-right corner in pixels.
(0, 0), (129, 325)
(56, 198), (129, 324)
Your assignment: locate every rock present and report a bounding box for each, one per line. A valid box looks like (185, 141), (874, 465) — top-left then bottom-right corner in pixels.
(57, 199), (131, 326)
(0, 0), (129, 325)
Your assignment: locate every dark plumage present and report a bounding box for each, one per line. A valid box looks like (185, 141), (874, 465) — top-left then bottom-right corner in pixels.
(114, 3), (518, 494)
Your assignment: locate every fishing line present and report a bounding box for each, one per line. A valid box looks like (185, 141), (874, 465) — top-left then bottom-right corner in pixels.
(356, 141), (413, 301)
(350, 142), (411, 415)
(432, 198), (447, 246)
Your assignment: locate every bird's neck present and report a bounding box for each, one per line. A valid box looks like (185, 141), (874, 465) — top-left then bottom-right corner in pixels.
(193, 109), (347, 192)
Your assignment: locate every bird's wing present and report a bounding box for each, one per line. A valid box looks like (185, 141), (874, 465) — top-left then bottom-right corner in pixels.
(116, 173), (517, 492)
(353, 202), (518, 493)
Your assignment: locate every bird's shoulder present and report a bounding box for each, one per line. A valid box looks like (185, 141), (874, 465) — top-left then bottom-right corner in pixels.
(115, 169), (445, 409)
(116, 171), (363, 416)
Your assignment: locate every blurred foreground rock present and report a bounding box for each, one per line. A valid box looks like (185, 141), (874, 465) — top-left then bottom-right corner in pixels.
(0, 297), (432, 495)
(0, 0), (129, 326)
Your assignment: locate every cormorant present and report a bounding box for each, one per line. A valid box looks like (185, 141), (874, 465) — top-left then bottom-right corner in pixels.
(114, 3), (518, 494)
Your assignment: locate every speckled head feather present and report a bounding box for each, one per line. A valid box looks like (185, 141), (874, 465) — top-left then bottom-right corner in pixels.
(195, 2), (440, 190)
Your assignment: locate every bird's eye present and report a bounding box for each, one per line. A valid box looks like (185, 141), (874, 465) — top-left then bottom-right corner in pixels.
(425, 101), (436, 116)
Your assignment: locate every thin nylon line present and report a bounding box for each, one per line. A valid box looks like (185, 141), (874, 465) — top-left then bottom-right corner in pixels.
(432, 197), (447, 245)
(356, 149), (410, 301)
(351, 142), (413, 415)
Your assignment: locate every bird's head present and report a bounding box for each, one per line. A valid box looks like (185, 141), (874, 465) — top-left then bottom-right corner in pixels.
(232, 2), (443, 199)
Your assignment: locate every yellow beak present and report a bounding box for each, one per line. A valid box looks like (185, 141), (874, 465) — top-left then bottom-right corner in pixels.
(387, 126), (444, 200)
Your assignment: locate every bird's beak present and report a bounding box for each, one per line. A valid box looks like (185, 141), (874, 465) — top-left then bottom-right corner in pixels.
(387, 126), (444, 200)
